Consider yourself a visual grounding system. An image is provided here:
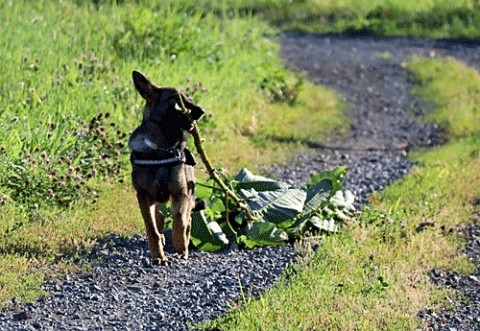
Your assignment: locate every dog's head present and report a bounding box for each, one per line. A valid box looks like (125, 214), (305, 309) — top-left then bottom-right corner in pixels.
(132, 71), (204, 132)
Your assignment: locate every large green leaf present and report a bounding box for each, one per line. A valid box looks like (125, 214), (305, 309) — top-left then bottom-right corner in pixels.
(191, 211), (229, 252)
(291, 179), (332, 234)
(239, 187), (307, 224)
(292, 186), (354, 235)
(238, 221), (288, 249)
(302, 179), (333, 215)
(203, 195), (225, 221)
(234, 168), (291, 191)
(290, 214), (339, 235)
(195, 180), (215, 201)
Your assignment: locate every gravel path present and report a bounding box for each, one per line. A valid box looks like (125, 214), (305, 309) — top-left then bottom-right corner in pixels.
(1, 33), (480, 330)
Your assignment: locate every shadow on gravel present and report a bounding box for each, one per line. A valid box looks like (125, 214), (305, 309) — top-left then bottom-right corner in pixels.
(266, 133), (414, 151)
(84, 230), (222, 268)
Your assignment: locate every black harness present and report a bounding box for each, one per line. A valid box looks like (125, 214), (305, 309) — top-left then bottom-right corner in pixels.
(131, 142), (187, 168)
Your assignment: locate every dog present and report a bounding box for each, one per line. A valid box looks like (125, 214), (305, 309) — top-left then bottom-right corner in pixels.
(128, 71), (205, 265)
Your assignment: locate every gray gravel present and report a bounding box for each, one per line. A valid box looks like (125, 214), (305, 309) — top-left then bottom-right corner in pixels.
(0, 233), (296, 330)
(1, 33), (480, 330)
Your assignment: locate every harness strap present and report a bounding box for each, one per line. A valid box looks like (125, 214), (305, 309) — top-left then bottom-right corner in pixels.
(131, 152), (186, 168)
(142, 138), (181, 155)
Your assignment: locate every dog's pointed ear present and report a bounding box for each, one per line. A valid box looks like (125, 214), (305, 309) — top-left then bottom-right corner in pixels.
(179, 92), (205, 120)
(132, 71), (158, 101)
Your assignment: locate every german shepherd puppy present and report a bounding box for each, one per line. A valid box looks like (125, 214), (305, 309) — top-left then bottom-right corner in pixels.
(128, 71), (204, 265)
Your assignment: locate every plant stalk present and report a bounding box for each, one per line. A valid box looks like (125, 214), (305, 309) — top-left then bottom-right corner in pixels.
(175, 93), (257, 222)
(190, 122), (258, 222)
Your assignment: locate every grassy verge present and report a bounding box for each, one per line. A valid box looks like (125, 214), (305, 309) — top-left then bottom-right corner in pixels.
(196, 57), (480, 330)
(0, 1), (345, 305)
(409, 56), (480, 138)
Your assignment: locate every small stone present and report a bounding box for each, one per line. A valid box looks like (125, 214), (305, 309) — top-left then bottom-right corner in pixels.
(468, 275), (479, 283)
(13, 311), (28, 321)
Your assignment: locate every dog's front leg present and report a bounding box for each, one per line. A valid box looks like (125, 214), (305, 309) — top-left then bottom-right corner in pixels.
(137, 192), (168, 265)
(171, 195), (192, 259)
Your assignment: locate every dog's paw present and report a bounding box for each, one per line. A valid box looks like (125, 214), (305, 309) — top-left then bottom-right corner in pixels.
(160, 259), (170, 266)
(171, 251), (189, 261)
(151, 257), (170, 267)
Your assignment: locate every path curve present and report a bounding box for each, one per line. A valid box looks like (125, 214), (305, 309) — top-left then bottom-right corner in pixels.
(274, 33), (480, 331)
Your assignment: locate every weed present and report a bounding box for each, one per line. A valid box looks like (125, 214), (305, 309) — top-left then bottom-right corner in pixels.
(1, 112), (128, 210)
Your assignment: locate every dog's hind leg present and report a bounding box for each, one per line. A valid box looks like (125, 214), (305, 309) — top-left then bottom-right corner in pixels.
(171, 195), (192, 259)
(137, 193), (168, 265)
(154, 204), (166, 248)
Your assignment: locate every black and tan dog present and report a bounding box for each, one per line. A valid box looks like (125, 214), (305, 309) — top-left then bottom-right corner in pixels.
(128, 71), (204, 265)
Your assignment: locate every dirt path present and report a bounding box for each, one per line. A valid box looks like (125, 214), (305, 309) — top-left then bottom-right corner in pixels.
(1, 34), (479, 331)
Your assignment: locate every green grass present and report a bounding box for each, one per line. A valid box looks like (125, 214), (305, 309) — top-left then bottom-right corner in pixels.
(185, 0), (480, 38)
(0, 0), (345, 205)
(197, 57), (480, 330)
(409, 56), (480, 138)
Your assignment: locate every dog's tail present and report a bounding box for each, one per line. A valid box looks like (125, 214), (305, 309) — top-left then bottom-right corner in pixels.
(193, 198), (207, 212)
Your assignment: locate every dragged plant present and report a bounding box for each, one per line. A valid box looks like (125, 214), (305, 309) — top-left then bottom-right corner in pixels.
(176, 101), (357, 251)
(190, 166), (357, 251)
